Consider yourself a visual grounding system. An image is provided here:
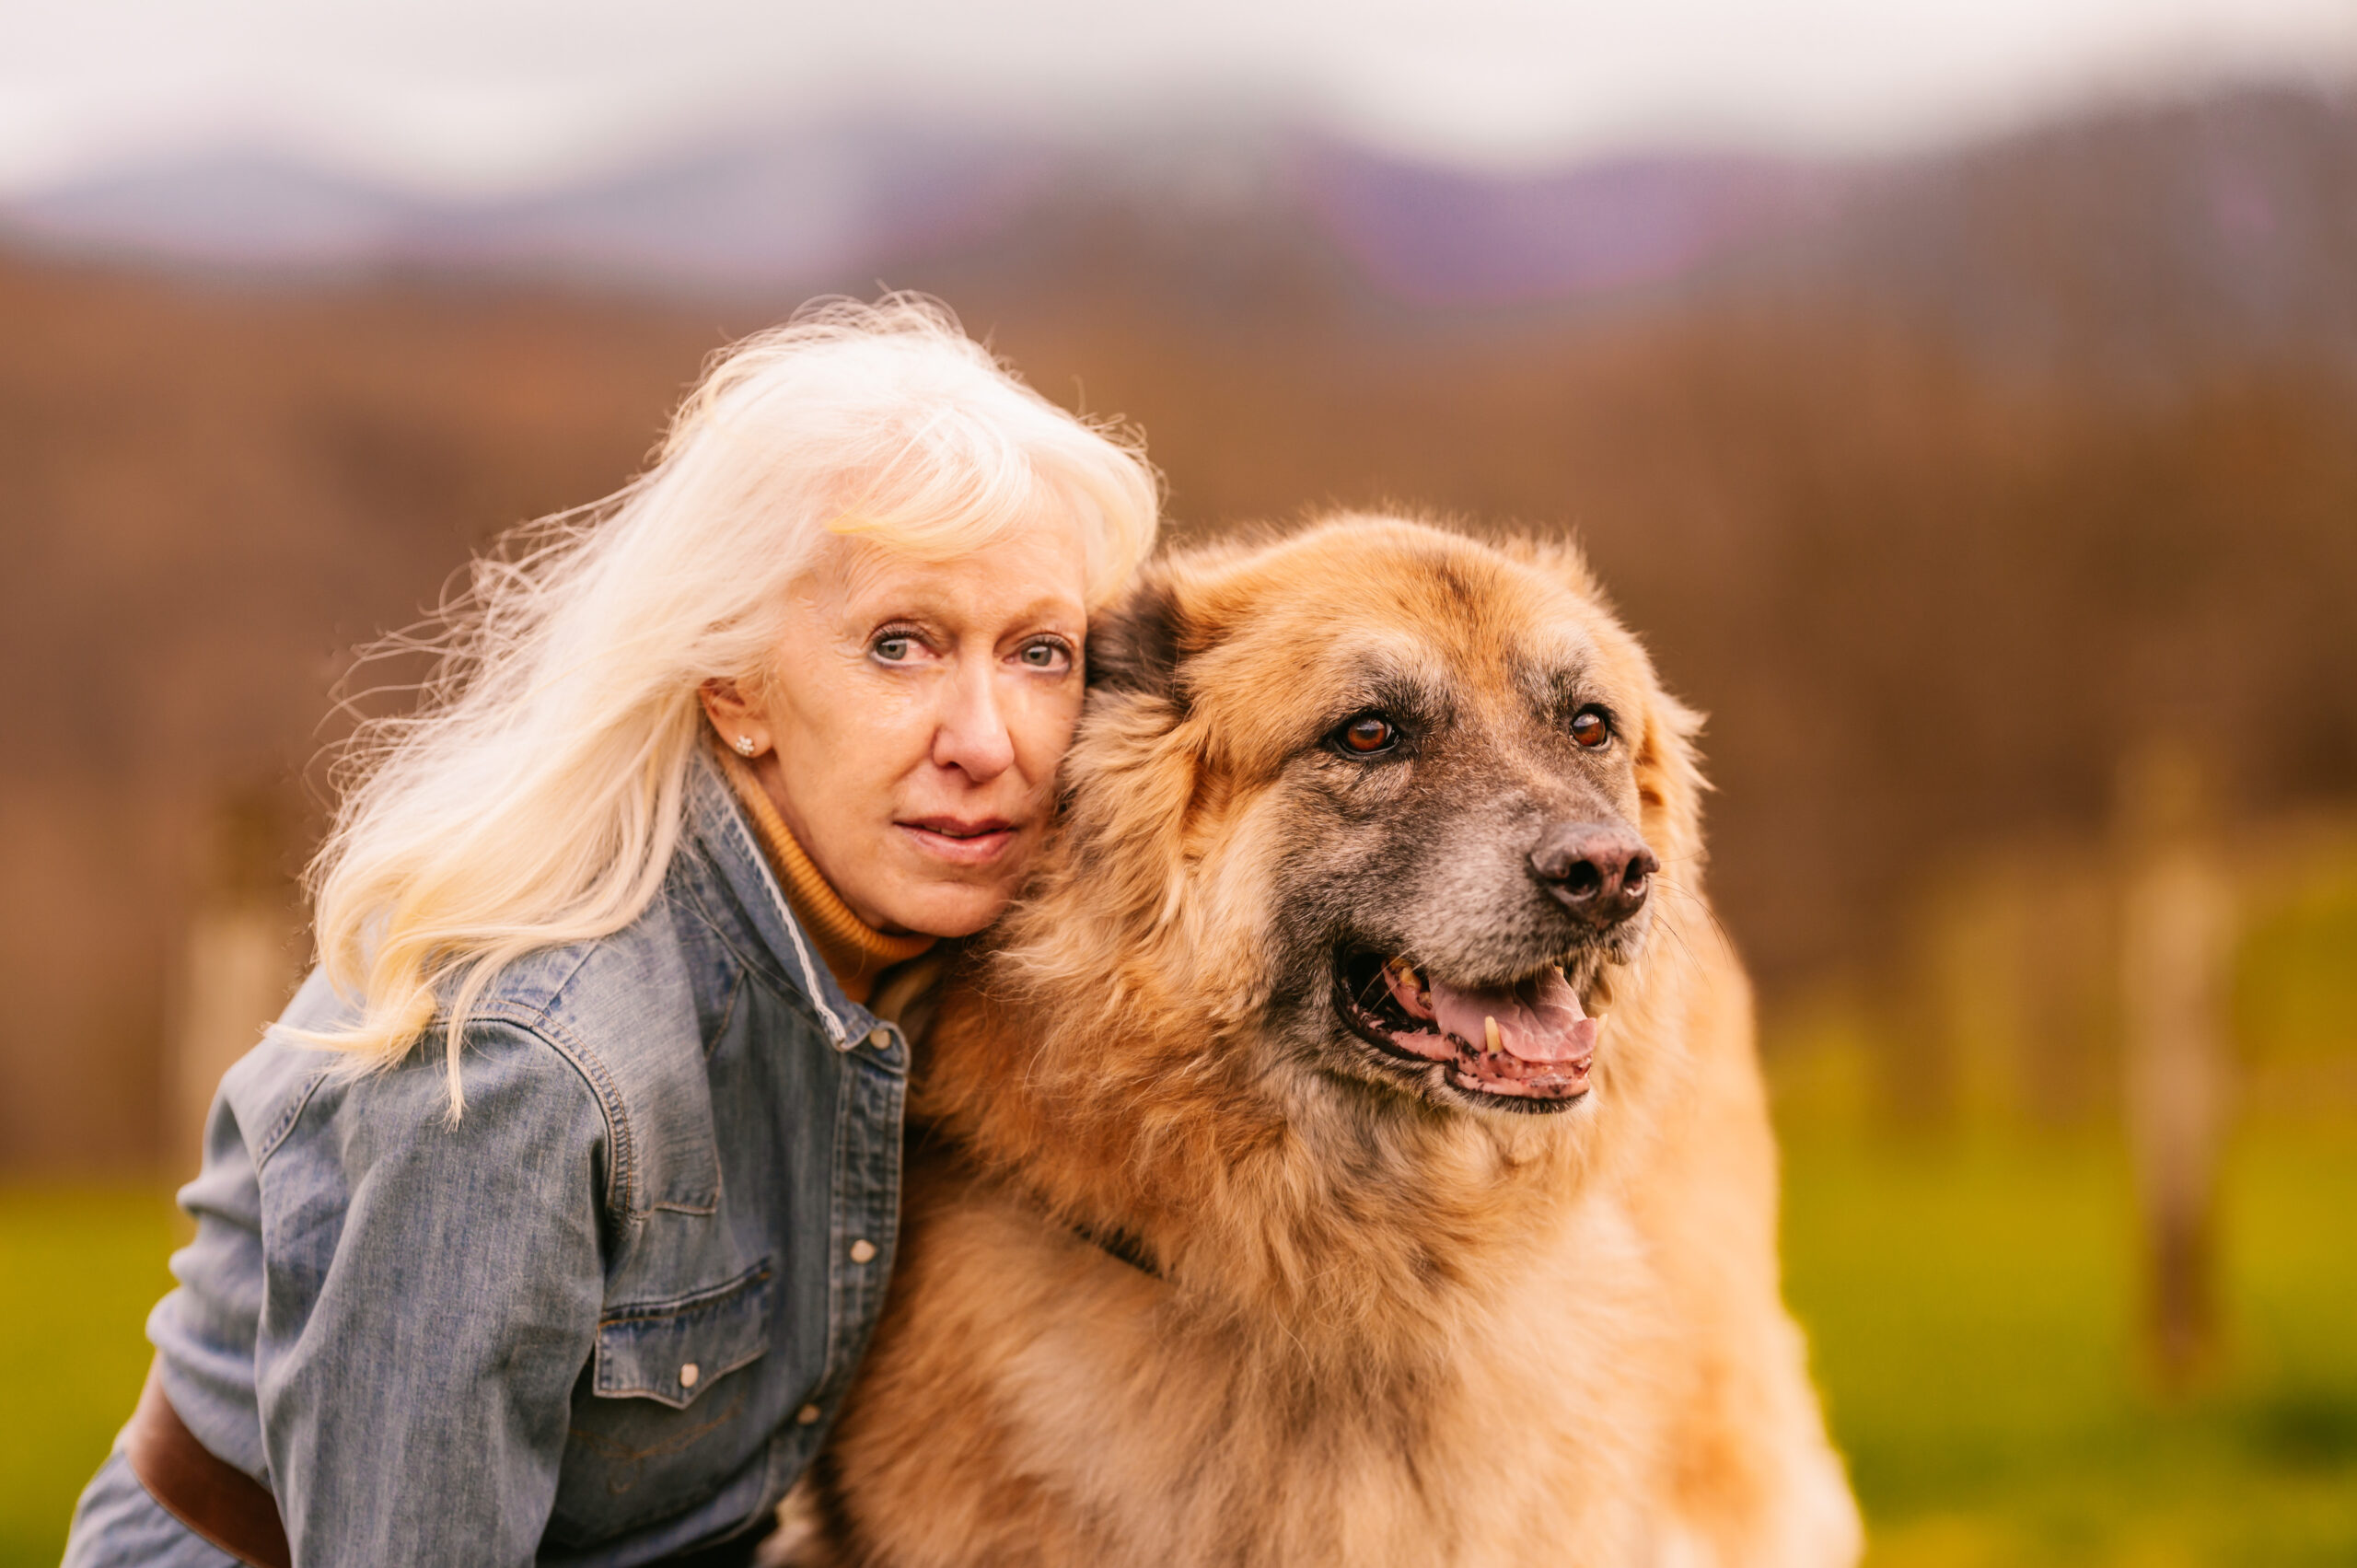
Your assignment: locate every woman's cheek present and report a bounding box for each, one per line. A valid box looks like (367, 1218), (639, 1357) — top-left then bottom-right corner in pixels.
(1009, 677), (1086, 783)
(860, 679), (945, 787)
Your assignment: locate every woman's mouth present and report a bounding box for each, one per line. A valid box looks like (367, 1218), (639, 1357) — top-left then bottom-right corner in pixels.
(897, 816), (1020, 866)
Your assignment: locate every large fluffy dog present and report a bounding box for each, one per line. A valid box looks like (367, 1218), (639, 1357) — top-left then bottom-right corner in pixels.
(801, 517), (1860, 1566)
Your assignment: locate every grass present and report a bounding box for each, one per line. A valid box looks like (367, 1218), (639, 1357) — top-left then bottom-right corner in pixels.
(1782, 1123), (2357, 1566)
(0, 1187), (177, 1568)
(3, 1131), (2351, 1565)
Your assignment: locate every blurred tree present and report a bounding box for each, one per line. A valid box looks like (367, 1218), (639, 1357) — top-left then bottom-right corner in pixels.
(2117, 745), (2234, 1390)
(167, 786), (304, 1180)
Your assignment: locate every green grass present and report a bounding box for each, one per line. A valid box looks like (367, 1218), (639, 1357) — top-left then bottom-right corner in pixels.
(0, 1187), (177, 1568)
(1782, 1125), (2357, 1566)
(2235, 852), (2357, 1073)
(4, 1132), (2351, 1565)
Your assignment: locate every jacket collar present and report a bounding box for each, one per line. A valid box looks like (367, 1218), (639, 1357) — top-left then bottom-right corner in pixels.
(680, 746), (881, 1053)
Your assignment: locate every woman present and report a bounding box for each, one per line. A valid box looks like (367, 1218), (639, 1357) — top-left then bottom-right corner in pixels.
(64, 298), (1160, 1567)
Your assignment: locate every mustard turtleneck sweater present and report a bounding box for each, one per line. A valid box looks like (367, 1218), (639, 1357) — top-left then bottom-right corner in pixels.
(719, 749), (935, 1006)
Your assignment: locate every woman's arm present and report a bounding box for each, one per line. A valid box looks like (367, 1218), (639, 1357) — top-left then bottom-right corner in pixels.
(253, 1019), (608, 1567)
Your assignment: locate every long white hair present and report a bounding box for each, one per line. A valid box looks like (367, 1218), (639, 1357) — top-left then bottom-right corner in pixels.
(305, 296), (1160, 1102)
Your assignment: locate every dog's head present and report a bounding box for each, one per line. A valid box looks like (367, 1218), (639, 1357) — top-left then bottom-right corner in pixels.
(1036, 515), (1705, 1122)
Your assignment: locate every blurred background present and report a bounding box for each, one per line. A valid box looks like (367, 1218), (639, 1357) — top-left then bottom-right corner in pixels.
(4, 0), (2355, 1562)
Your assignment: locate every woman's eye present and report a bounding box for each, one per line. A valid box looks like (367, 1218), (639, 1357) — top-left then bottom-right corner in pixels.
(1018, 639), (1071, 671)
(1339, 714), (1398, 754)
(1570, 708), (1612, 749)
(873, 634), (914, 662)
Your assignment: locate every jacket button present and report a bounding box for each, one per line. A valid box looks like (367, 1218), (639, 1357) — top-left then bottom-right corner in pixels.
(849, 1238), (877, 1264)
(678, 1362), (699, 1388)
(865, 1027), (891, 1049)
(796, 1403), (822, 1425)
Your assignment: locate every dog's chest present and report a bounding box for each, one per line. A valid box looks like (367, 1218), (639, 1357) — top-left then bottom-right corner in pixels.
(987, 1196), (1664, 1566)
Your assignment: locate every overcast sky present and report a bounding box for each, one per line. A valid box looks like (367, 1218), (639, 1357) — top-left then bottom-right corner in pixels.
(4, 0), (2353, 195)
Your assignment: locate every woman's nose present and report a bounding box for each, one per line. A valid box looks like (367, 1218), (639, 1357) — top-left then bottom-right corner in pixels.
(930, 662), (1017, 782)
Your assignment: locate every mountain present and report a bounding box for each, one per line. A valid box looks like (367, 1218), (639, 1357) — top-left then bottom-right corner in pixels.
(1295, 145), (1849, 306)
(0, 121), (1058, 288)
(7, 85), (2355, 381)
(1801, 87), (2357, 378)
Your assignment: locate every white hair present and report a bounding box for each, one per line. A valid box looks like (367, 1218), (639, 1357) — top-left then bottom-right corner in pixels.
(304, 296), (1161, 1103)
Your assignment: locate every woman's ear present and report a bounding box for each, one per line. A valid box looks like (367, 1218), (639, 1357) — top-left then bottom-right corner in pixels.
(699, 678), (772, 758)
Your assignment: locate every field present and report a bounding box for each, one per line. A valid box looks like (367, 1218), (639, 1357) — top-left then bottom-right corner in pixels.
(1784, 1125), (2357, 1566)
(0, 1188), (175, 1567)
(5, 1127), (2352, 1565)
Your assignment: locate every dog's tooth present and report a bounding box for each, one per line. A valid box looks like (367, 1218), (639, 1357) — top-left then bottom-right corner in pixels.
(1484, 1016), (1502, 1054)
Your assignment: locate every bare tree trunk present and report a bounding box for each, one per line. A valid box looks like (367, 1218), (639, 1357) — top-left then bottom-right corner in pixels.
(2117, 751), (2233, 1392)
(172, 906), (299, 1175)
(168, 791), (302, 1179)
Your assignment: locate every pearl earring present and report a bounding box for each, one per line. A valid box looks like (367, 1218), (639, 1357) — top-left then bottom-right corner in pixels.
(735, 736), (758, 756)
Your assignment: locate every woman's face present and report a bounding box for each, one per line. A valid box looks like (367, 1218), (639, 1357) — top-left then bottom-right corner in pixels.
(702, 522), (1092, 937)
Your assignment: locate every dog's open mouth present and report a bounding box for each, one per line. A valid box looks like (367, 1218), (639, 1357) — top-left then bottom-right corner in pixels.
(1335, 950), (1598, 1105)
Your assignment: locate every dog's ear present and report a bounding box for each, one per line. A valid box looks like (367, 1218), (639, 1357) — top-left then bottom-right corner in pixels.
(1086, 568), (1188, 703)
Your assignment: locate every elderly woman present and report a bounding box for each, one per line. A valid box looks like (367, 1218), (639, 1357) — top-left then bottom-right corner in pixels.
(63, 299), (1160, 1567)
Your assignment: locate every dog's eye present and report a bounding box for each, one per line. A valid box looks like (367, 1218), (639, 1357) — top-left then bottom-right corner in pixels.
(1338, 714), (1399, 755)
(1570, 708), (1612, 749)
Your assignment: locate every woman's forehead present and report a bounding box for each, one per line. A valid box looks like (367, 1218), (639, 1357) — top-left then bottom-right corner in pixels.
(795, 526), (1091, 622)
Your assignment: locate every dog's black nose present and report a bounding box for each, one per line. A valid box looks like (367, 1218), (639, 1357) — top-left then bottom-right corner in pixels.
(1529, 822), (1658, 926)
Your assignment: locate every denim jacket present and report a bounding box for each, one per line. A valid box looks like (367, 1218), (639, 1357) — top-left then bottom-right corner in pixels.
(68, 749), (910, 1566)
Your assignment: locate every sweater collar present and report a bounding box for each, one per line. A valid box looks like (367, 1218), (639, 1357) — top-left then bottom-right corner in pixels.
(715, 748), (935, 1006)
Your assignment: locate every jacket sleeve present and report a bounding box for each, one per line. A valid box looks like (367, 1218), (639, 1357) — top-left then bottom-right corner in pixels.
(252, 1019), (610, 1568)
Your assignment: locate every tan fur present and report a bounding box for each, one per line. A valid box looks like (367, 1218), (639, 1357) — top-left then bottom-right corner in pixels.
(803, 517), (1861, 1567)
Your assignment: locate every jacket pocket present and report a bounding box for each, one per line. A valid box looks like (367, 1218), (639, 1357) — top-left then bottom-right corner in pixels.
(593, 1260), (772, 1410)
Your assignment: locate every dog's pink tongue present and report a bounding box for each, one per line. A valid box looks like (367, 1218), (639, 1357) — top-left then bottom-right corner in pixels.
(1427, 969), (1596, 1063)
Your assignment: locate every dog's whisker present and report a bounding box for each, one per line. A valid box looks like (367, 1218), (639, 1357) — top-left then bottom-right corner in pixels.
(1649, 873), (1739, 959)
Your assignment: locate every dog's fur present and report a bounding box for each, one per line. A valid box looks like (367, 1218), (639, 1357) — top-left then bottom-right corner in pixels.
(801, 517), (1861, 1567)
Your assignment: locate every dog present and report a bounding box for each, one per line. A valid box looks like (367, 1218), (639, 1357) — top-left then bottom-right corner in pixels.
(795, 516), (1861, 1567)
